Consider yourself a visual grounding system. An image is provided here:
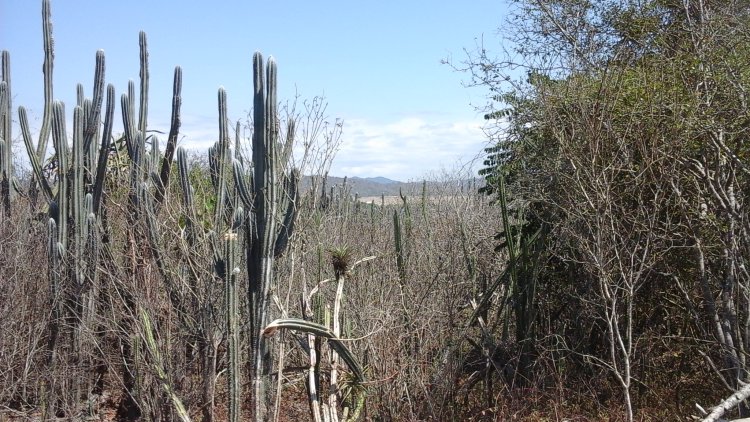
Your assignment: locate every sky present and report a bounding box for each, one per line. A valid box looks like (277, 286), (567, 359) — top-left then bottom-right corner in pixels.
(1, 0), (509, 181)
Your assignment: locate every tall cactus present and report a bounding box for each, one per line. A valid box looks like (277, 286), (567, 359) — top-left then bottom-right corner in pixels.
(225, 207), (243, 422)
(27, 0), (55, 207)
(243, 52), (300, 420)
(0, 51), (11, 217)
(17, 22), (115, 411)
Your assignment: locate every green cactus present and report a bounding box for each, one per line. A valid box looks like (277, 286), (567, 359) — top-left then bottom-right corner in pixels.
(19, 107), (54, 203)
(153, 66), (182, 206)
(84, 195), (99, 297)
(121, 82), (136, 158)
(138, 31), (149, 136)
(225, 207), (243, 422)
(72, 106), (86, 285)
(92, 84), (115, 215)
(210, 87), (232, 230)
(0, 51), (11, 217)
(40, 43), (133, 416)
(46, 217), (61, 361)
(244, 52), (301, 420)
(177, 147), (196, 242)
(51, 101), (69, 252)
(233, 159), (253, 210)
(0, 138), (8, 217)
(26, 0), (55, 207)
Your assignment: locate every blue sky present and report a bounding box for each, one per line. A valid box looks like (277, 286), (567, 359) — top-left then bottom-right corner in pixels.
(2, 0), (509, 181)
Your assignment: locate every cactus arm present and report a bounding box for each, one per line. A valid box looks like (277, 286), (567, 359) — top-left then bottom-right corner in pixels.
(1, 54), (11, 215)
(121, 91), (135, 159)
(76, 83), (84, 107)
(149, 135), (160, 177)
(84, 198), (99, 288)
(92, 84), (114, 215)
(213, 88), (230, 230)
(176, 148), (194, 216)
(1, 53), (10, 177)
(33, 0), (54, 165)
(234, 120), (243, 164)
(274, 168), (299, 257)
(51, 101), (69, 251)
(1, 52), (10, 148)
(176, 146), (201, 253)
(0, 81), (6, 142)
(83, 51), (105, 154)
(19, 107), (54, 203)
(128, 131), (145, 217)
(72, 106), (85, 285)
(281, 119), (295, 166)
(121, 80), (137, 160)
(225, 208), (242, 422)
(155, 66), (182, 205)
(0, 139), (7, 217)
(208, 144), (218, 191)
(218, 87), (230, 147)
(138, 31), (149, 136)
(233, 159), (254, 209)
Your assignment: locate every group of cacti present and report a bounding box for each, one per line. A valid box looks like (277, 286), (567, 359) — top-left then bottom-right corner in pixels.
(1, 0), (365, 421)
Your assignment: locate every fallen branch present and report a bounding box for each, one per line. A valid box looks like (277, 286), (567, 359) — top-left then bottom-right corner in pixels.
(702, 382), (750, 422)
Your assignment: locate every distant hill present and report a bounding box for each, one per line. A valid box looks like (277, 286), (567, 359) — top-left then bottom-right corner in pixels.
(301, 175), (485, 198)
(364, 176), (400, 185)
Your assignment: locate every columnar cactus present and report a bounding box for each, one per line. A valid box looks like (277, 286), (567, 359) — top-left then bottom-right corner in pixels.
(17, 19), (115, 409)
(46, 216), (61, 361)
(27, 0), (55, 207)
(0, 51), (11, 217)
(243, 52), (301, 420)
(17, 2), (314, 416)
(225, 207), (242, 422)
(153, 66), (182, 206)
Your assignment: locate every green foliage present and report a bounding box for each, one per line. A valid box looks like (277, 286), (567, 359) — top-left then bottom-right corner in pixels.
(470, 0), (750, 418)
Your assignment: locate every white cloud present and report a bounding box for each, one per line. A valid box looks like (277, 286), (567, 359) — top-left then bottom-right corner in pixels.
(167, 114), (489, 181)
(14, 109), (487, 181)
(10, 111), (487, 182)
(332, 116), (488, 181)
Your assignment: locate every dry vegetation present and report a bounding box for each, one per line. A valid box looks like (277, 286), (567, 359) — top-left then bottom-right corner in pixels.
(6, 1), (750, 421)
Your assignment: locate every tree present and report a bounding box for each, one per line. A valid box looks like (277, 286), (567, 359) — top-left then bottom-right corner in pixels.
(463, 0), (750, 419)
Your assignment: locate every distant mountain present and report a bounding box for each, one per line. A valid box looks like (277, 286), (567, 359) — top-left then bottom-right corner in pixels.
(361, 176), (400, 185)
